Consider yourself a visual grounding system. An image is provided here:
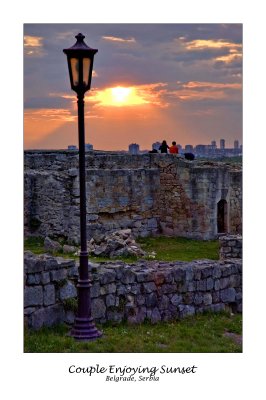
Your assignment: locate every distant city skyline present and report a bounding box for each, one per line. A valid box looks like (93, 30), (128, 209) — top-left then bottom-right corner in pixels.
(24, 23), (242, 150)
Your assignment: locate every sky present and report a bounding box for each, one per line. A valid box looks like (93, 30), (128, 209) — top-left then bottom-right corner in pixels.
(24, 23), (242, 151)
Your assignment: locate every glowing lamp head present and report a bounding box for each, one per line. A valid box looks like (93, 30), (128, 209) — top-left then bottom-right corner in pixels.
(63, 33), (98, 94)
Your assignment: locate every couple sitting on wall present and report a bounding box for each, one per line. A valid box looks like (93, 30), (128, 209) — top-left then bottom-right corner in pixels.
(153, 140), (195, 160)
(159, 140), (178, 154)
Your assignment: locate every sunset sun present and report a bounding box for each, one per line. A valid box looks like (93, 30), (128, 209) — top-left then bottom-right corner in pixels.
(90, 86), (149, 107)
(111, 86), (132, 104)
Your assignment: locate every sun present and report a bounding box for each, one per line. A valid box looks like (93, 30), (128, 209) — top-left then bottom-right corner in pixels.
(111, 87), (132, 104)
(90, 86), (149, 107)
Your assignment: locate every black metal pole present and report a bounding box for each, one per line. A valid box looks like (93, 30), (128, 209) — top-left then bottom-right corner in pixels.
(70, 92), (102, 341)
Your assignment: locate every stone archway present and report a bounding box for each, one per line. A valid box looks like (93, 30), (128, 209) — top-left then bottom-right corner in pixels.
(217, 199), (228, 233)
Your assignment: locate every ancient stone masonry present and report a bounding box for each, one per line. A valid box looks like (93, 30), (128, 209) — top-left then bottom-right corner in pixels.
(24, 151), (242, 242)
(219, 235), (242, 259)
(24, 251), (242, 330)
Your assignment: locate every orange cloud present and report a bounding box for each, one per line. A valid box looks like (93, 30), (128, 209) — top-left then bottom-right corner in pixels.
(184, 39), (242, 64)
(24, 108), (75, 122)
(182, 81), (241, 90)
(102, 36), (136, 43)
(24, 35), (44, 56)
(185, 39), (242, 50)
(170, 80), (241, 102)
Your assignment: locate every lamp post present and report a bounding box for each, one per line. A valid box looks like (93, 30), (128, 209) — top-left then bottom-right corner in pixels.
(63, 33), (102, 341)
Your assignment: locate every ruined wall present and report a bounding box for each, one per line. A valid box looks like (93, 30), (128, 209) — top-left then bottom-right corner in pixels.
(219, 235), (242, 259)
(24, 151), (242, 242)
(24, 252), (242, 330)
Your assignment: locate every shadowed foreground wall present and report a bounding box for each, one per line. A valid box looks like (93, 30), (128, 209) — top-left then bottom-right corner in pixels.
(24, 251), (242, 330)
(24, 151), (242, 242)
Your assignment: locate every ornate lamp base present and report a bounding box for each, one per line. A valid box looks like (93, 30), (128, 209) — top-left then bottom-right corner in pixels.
(70, 317), (102, 341)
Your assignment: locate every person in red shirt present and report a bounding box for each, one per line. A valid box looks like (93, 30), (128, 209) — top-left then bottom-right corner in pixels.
(169, 141), (179, 154)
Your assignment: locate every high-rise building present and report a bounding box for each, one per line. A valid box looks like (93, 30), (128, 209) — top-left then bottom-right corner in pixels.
(211, 140), (217, 149)
(152, 142), (161, 151)
(68, 145), (77, 150)
(129, 143), (140, 154)
(85, 143), (93, 151)
(185, 144), (194, 153)
(220, 139), (225, 150)
(234, 140), (239, 149)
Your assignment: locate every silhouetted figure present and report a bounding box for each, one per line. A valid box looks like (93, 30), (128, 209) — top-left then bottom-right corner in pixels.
(169, 141), (179, 154)
(184, 152), (195, 161)
(159, 140), (169, 154)
(149, 149), (158, 153)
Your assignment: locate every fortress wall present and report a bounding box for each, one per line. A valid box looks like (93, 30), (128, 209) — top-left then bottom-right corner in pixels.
(24, 252), (242, 330)
(24, 151), (242, 242)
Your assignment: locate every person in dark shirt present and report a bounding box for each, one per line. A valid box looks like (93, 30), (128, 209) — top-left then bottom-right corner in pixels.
(159, 140), (169, 153)
(169, 141), (179, 154)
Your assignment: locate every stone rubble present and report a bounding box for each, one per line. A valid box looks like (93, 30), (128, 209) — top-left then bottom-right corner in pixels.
(87, 229), (147, 258)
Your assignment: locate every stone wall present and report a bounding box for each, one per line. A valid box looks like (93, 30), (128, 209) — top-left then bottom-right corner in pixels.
(24, 151), (242, 242)
(24, 251), (242, 330)
(219, 235), (242, 259)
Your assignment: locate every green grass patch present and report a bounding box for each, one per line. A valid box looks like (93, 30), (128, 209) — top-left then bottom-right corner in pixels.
(24, 312), (241, 353)
(138, 236), (219, 262)
(24, 236), (219, 262)
(24, 236), (45, 254)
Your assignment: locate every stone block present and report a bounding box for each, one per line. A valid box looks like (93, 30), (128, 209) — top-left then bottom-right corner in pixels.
(99, 270), (117, 284)
(213, 267), (222, 279)
(194, 293), (203, 305)
(121, 269), (136, 284)
(44, 284), (55, 306)
(91, 298), (106, 319)
(183, 292), (194, 305)
(106, 310), (123, 323)
(50, 269), (67, 282)
(41, 272), (50, 285)
(173, 269), (186, 282)
(203, 293), (212, 305)
(27, 273), (41, 285)
(206, 277), (214, 290)
(136, 294), (146, 306)
(135, 271), (153, 283)
(212, 291), (220, 303)
(171, 294), (182, 306)
(146, 293), (158, 308)
(150, 308), (161, 323)
(91, 282), (100, 298)
(143, 282), (157, 293)
(100, 283), (116, 295)
(59, 282), (77, 300)
(161, 283), (177, 294)
(44, 237), (62, 253)
(106, 294), (116, 307)
(30, 304), (65, 330)
(219, 277), (230, 289)
(178, 305), (195, 318)
(24, 286), (43, 307)
(220, 288), (236, 303)
(158, 295), (169, 310)
(24, 256), (46, 274)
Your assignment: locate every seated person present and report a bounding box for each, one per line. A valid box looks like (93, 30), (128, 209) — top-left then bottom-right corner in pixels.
(169, 141), (179, 154)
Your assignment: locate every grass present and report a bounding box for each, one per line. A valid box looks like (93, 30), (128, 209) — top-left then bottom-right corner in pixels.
(24, 312), (242, 353)
(24, 236), (219, 262)
(137, 236), (219, 262)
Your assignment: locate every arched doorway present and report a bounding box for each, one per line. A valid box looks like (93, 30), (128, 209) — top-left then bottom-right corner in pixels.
(217, 199), (228, 233)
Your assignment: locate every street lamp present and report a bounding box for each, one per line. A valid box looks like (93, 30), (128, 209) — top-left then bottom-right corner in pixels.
(63, 33), (102, 341)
